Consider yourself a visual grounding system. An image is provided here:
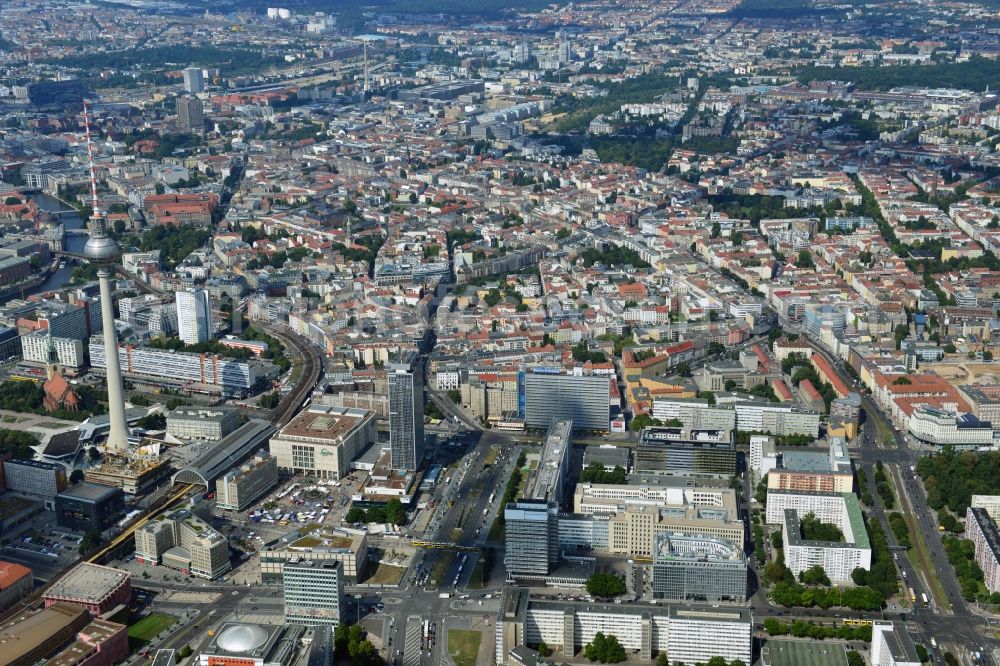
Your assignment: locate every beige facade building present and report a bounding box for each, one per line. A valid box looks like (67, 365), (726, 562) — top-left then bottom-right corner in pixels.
(269, 407), (376, 480)
(215, 453), (278, 511)
(260, 528), (367, 581)
(605, 504), (744, 557)
(767, 469), (854, 493)
(462, 375), (519, 422)
(133, 508), (230, 579)
(572, 484), (744, 557)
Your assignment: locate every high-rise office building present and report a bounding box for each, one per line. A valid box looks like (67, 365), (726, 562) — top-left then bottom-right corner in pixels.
(176, 288), (212, 345)
(650, 533), (747, 603)
(283, 558), (343, 627)
(176, 96), (204, 134)
(504, 499), (559, 578)
(183, 67), (204, 94)
(388, 352), (424, 471)
(523, 371), (610, 431)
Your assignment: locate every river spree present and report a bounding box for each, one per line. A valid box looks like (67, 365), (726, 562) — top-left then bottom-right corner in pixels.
(26, 193), (88, 297)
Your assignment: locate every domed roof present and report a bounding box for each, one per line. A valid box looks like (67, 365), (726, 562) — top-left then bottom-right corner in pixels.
(83, 234), (120, 263)
(216, 624), (269, 653)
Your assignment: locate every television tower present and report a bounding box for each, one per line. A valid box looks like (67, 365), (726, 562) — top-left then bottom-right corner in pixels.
(82, 103), (130, 453)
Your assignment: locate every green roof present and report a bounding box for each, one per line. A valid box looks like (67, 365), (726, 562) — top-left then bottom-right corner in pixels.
(762, 639), (848, 666)
(842, 492), (870, 550)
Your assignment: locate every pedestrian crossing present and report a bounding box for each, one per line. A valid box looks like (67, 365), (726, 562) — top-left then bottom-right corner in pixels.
(403, 616), (423, 666)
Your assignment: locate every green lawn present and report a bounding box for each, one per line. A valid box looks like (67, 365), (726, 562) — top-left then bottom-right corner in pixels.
(447, 629), (482, 666)
(128, 613), (176, 650)
(366, 561), (406, 585)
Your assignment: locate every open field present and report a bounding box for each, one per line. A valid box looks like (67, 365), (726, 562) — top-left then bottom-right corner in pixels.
(366, 561), (406, 585)
(447, 629), (482, 666)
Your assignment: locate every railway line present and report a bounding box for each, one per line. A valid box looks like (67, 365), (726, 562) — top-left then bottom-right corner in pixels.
(0, 482), (195, 626)
(259, 322), (323, 427)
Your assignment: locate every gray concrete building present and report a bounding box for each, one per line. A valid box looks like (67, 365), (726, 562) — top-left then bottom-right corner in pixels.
(523, 371), (610, 431)
(650, 532), (747, 603)
(215, 453), (278, 511)
(283, 558), (343, 628)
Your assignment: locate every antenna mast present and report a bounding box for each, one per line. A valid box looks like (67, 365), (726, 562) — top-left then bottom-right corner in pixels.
(82, 101), (103, 223)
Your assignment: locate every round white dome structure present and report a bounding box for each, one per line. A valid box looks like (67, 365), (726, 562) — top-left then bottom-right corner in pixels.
(216, 624), (270, 653)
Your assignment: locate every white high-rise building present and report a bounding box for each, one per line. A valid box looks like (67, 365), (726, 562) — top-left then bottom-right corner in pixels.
(176, 289), (212, 345)
(183, 67), (204, 94)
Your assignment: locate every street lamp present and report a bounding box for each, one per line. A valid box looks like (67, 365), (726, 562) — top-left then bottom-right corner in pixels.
(356, 594), (362, 624)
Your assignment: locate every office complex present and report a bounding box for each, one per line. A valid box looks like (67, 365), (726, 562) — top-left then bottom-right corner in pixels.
(568, 484), (744, 557)
(176, 288), (212, 344)
(176, 96), (204, 133)
(966, 507), (1000, 594)
(260, 527), (367, 581)
(650, 532), (747, 602)
(523, 420), (572, 506)
(43, 562), (131, 616)
(871, 622), (921, 666)
(166, 406), (241, 441)
(3, 458), (67, 509)
(133, 508), (230, 579)
(182, 66), (204, 93)
(216, 453), (279, 511)
(634, 427), (736, 477)
(269, 406), (376, 480)
(907, 404), (994, 447)
(504, 500), (560, 578)
(496, 587), (752, 665)
(0, 561), (33, 611)
(283, 558), (343, 627)
(54, 482), (124, 533)
(388, 352), (424, 471)
(651, 397), (737, 432)
(90, 336), (270, 395)
(523, 371), (610, 431)
(767, 490), (871, 583)
(733, 401), (820, 437)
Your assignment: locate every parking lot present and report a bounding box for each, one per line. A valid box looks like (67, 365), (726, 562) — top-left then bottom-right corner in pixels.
(0, 514), (86, 581)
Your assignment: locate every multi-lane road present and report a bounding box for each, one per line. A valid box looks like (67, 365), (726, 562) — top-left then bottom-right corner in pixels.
(809, 344), (998, 664)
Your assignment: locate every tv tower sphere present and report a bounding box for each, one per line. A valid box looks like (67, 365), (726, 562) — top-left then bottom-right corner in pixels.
(83, 224), (120, 264)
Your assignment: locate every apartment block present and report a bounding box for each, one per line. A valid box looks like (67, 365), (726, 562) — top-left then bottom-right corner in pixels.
(767, 490), (871, 583)
(498, 587), (752, 665)
(871, 622), (921, 666)
(966, 507), (1000, 594)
